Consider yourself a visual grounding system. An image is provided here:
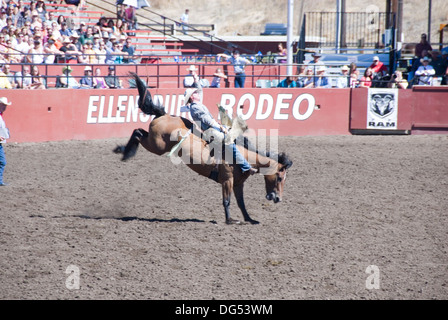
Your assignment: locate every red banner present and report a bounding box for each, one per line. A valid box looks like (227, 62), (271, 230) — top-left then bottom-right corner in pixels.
(3, 88), (352, 143)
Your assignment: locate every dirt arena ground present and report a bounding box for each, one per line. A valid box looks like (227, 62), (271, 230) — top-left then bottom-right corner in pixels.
(0, 134), (447, 300)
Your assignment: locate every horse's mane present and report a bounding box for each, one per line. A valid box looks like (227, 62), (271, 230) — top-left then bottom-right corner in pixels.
(242, 136), (292, 169)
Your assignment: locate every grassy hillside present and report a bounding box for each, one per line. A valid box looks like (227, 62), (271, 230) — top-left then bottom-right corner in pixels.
(88, 0), (447, 44)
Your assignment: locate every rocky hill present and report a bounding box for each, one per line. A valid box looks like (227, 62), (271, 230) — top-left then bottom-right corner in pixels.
(89, 0), (447, 44)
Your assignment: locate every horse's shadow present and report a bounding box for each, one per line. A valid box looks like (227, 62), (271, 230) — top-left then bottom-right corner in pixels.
(74, 215), (212, 224)
(30, 214), (213, 224)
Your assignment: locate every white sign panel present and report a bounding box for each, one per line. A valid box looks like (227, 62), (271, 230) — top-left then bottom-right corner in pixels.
(367, 88), (398, 130)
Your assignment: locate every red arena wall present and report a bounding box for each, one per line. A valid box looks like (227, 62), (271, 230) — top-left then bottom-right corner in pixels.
(3, 88), (351, 143)
(2, 87), (447, 143)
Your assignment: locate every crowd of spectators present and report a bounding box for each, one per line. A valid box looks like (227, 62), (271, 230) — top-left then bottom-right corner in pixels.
(407, 36), (448, 86)
(0, 1), (446, 90)
(0, 0), (139, 89)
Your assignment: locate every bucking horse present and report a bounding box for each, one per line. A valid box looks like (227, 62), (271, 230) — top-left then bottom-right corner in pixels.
(114, 73), (292, 224)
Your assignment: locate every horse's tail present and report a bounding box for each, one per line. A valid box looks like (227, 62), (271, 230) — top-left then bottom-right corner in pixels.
(129, 72), (166, 118)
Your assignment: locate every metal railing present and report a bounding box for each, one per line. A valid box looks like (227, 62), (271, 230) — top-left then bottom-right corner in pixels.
(305, 11), (395, 48)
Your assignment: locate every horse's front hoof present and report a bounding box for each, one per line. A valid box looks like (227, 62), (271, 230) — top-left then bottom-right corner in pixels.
(226, 218), (243, 225)
(246, 219), (260, 225)
(113, 146), (125, 154)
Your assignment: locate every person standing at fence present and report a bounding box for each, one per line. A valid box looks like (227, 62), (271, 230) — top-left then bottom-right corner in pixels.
(217, 50), (251, 88)
(180, 9), (189, 34)
(0, 97), (12, 186)
(415, 33), (432, 59)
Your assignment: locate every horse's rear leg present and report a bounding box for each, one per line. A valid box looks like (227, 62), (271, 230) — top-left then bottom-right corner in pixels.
(234, 184), (259, 224)
(222, 179), (240, 225)
(113, 128), (148, 161)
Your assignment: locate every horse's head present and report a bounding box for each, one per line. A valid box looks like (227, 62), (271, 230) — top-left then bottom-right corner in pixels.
(264, 152), (293, 203)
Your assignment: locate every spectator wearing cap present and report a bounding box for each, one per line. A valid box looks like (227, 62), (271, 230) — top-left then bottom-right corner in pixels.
(59, 22), (73, 37)
(311, 65), (331, 88)
(104, 65), (122, 88)
(58, 65), (79, 88)
(307, 52), (325, 77)
(335, 65), (350, 88)
(76, 21), (87, 37)
(79, 66), (96, 89)
(107, 34), (117, 48)
(102, 31), (112, 48)
(369, 56), (388, 77)
(56, 36), (80, 63)
(70, 31), (81, 51)
(309, 52), (324, 65)
(43, 35), (63, 63)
